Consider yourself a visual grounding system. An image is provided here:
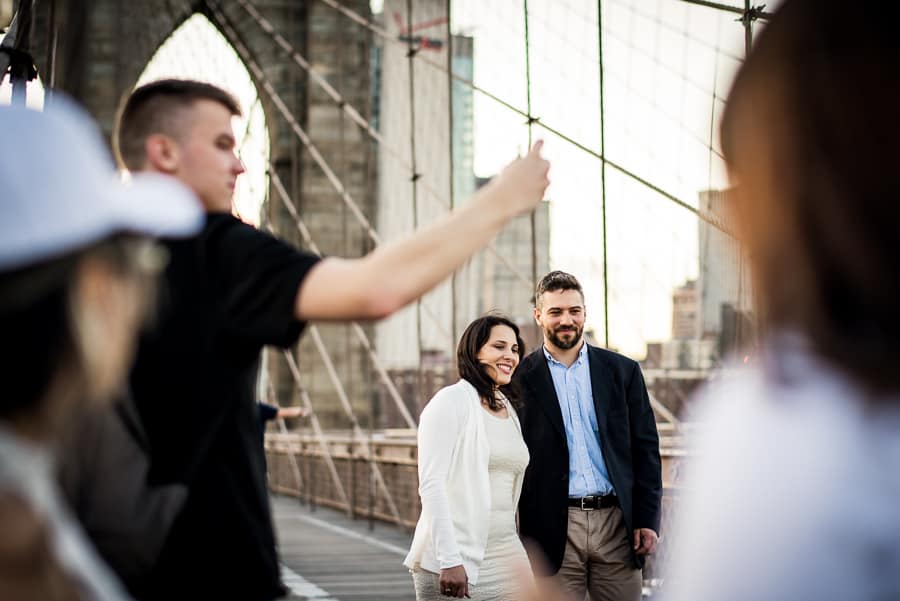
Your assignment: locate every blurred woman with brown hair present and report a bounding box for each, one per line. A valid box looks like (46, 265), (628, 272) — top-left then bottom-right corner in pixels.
(664, 1), (900, 600)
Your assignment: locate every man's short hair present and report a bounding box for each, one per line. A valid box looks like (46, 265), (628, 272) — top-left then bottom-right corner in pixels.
(113, 79), (242, 171)
(535, 270), (584, 307)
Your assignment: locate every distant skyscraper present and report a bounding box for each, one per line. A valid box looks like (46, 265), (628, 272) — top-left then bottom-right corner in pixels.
(698, 190), (747, 336)
(671, 279), (698, 340)
(698, 189), (754, 354)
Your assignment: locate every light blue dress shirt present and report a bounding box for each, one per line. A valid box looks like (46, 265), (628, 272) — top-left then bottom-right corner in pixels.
(543, 343), (615, 497)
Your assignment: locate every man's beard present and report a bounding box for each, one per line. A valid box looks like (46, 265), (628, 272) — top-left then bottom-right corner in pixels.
(546, 324), (583, 350)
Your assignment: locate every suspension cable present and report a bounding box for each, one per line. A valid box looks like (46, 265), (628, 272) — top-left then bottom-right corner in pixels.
(404, 0), (426, 404)
(268, 198), (410, 509)
(445, 0), (458, 344)
(598, 0), (610, 347)
(523, 0), (539, 340)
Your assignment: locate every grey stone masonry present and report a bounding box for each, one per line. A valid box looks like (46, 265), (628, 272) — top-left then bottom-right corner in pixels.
(27, 0), (379, 428)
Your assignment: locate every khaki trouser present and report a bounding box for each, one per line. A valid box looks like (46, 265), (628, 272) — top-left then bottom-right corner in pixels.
(553, 506), (642, 601)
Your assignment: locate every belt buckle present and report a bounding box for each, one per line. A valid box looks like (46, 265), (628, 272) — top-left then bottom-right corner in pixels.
(580, 496), (595, 511)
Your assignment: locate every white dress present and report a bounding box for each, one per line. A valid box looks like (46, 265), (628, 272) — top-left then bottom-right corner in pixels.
(413, 408), (530, 600)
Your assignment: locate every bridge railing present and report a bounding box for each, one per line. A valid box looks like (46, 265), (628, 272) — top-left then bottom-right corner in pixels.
(265, 430), (684, 586)
(266, 430), (421, 528)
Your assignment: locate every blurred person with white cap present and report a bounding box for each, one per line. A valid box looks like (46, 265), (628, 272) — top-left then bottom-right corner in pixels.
(0, 98), (202, 600)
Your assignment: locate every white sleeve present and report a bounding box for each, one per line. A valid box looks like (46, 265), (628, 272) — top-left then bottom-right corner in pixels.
(417, 390), (464, 569)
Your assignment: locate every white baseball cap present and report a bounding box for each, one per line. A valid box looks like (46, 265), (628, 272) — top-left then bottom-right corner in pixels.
(0, 96), (203, 271)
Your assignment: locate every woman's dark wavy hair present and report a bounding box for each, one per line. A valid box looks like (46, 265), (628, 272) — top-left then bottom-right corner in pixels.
(457, 314), (525, 411)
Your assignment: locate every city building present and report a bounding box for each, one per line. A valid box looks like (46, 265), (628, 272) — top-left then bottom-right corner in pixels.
(697, 189), (753, 343)
(671, 279), (699, 340)
(374, 0), (476, 369)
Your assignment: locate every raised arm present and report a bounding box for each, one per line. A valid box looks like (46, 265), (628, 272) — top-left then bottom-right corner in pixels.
(294, 142), (550, 321)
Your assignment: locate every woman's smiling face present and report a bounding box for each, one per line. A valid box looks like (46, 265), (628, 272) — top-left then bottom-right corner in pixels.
(476, 324), (520, 387)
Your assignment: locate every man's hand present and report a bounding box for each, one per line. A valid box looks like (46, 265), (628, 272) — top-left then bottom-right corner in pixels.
(277, 406), (309, 419)
(488, 140), (551, 217)
(633, 528), (659, 555)
(438, 564), (469, 598)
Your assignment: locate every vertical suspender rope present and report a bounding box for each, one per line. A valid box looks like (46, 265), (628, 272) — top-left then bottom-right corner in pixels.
(598, 0), (610, 347)
(703, 25), (720, 346)
(523, 0), (539, 341)
(446, 0), (458, 346)
(405, 0), (426, 409)
(736, 0), (754, 351)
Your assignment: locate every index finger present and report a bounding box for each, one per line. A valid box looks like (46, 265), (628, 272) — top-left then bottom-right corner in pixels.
(529, 140), (544, 156)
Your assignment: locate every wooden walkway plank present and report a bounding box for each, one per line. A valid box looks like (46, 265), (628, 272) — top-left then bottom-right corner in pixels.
(272, 494), (416, 601)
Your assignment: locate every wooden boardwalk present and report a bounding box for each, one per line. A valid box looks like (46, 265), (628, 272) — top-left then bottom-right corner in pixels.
(272, 494), (416, 601)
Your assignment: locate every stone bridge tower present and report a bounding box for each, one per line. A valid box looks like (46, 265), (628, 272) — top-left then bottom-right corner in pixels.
(20, 0), (378, 428)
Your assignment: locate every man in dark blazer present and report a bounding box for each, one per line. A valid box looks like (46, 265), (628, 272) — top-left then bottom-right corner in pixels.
(516, 271), (662, 601)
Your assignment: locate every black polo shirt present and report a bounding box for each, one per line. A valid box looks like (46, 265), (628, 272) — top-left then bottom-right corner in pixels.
(129, 213), (320, 600)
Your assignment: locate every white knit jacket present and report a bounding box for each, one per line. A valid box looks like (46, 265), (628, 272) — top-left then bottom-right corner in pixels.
(403, 379), (524, 585)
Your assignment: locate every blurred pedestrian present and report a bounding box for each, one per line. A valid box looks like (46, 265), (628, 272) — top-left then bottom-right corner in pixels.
(0, 99), (201, 600)
(663, 2), (900, 600)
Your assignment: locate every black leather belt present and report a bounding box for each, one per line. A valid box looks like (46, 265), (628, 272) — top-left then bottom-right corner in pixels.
(568, 494), (618, 510)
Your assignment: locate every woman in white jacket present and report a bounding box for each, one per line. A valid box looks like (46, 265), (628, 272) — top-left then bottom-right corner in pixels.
(404, 314), (530, 600)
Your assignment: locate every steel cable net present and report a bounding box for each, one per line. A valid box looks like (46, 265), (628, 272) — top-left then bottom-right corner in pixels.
(205, 0), (771, 574)
(1, 0), (775, 523)
(0, 0), (783, 578)
(348, 0), (766, 424)
(244, 0), (760, 432)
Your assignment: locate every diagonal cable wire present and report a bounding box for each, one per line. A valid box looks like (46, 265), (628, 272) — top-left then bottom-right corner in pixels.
(306, 325), (403, 523)
(260, 208), (409, 512)
(267, 164), (419, 430)
(281, 349), (352, 512)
